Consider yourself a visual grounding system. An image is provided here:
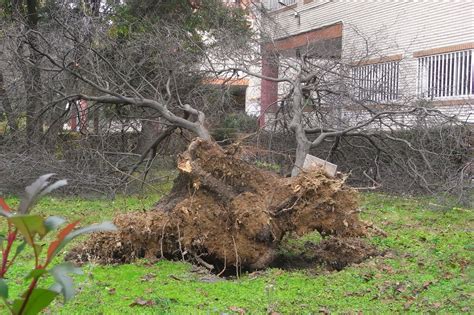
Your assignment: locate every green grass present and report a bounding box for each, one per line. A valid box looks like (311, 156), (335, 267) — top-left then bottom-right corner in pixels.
(0, 192), (472, 314)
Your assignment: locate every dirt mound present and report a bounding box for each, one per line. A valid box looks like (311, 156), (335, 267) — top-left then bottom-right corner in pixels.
(271, 237), (380, 271)
(67, 139), (377, 271)
(309, 237), (380, 270)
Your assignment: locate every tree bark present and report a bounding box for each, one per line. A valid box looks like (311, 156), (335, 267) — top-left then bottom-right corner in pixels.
(23, 0), (44, 144)
(292, 139), (310, 177)
(0, 72), (18, 132)
(137, 119), (161, 154)
(73, 94), (212, 142)
(290, 78), (311, 176)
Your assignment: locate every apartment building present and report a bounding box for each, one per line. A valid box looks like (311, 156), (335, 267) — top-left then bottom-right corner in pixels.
(251, 0), (474, 126)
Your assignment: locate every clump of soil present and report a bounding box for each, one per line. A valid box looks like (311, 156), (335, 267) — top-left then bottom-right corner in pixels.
(271, 237), (380, 271)
(67, 139), (379, 271)
(310, 237), (380, 270)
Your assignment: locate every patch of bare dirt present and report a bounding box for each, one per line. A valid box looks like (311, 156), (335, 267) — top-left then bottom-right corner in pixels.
(67, 139), (381, 271)
(271, 237), (380, 271)
(309, 237), (380, 270)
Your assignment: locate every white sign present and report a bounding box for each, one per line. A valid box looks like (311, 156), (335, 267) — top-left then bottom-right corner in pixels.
(302, 154), (337, 177)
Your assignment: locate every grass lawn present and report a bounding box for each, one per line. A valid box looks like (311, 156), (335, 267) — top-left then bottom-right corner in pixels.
(0, 191), (472, 314)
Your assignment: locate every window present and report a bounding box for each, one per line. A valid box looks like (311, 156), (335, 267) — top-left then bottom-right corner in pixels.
(352, 61), (400, 102)
(265, 0), (297, 11)
(418, 49), (473, 99)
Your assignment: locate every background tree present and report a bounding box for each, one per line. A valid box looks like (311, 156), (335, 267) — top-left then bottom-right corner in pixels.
(0, 0), (470, 204)
(223, 14), (471, 201)
(0, 0), (255, 193)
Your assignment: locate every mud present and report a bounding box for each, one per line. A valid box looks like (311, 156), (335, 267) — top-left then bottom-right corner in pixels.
(67, 139), (379, 271)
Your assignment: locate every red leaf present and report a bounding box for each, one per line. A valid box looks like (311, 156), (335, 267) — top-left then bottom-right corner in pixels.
(0, 198), (11, 212)
(46, 221), (80, 262)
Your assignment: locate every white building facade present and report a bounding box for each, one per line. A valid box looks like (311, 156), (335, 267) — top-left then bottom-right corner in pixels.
(251, 0), (474, 125)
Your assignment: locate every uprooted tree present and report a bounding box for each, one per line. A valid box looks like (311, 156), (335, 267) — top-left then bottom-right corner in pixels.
(1, 1), (469, 270)
(0, 1), (384, 270)
(0, 0), (253, 193)
(68, 138), (378, 271)
(1, 1), (469, 197)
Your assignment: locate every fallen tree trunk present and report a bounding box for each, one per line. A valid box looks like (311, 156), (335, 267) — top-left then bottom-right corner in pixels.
(68, 139), (374, 270)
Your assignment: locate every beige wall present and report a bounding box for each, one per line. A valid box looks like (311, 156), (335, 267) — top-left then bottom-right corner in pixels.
(256, 0), (473, 122)
(268, 0), (473, 56)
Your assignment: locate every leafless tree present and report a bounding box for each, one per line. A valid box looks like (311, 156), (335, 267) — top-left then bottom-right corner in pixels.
(0, 0), (255, 193)
(220, 10), (471, 199)
(0, 1), (470, 200)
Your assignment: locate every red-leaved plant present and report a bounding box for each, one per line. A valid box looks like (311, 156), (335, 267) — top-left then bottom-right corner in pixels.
(0, 174), (116, 314)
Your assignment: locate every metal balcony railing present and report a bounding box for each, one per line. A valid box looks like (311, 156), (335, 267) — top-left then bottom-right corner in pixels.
(418, 49), (473, 99)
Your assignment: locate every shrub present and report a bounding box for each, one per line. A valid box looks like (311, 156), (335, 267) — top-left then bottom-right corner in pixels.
(0, 174), (116, 314)
(212, 113), (258, 141)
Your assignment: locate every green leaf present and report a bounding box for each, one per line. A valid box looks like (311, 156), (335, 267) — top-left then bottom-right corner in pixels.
(15, 241), (27, 257)
(50, 262), (83, 301)
(0, 278), (8, 299)
(38, 180), (68, 198)
(12, 288), (58, 315)
(33, 244), (43, 257)
(44, 216), (66, 232)
(8, 215), (47, 246)
(18, 174), (55, 214)
(25, 269), (48, 280)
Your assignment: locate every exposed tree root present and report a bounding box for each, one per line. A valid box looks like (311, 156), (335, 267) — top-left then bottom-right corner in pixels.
(67, 139), (380, 270)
